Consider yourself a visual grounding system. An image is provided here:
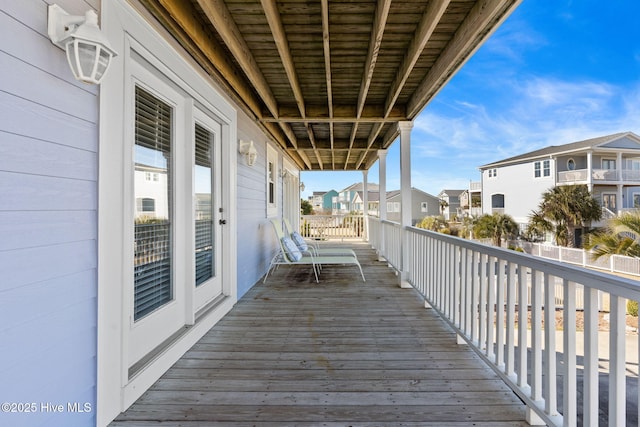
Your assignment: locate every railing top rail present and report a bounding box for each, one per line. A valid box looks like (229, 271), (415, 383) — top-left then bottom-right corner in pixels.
(406, 225), (640, 299)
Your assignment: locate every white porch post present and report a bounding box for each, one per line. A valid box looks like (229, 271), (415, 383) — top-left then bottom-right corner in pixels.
(587, 151), (593, 192)
(378, 150), (387, 262)
(617, 184), (623, 215)
(399, 121), (413, 288)
(362, 170), (369, 241)
(616, 152), (623, 181)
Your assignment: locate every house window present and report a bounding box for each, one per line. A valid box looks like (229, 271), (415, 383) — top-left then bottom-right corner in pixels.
(567, 158), (576, 170)
(137, 197), (156, 213)
(266, 144), (278, 217)
(534, 161), (550, 178)
(487, 168), (497, 178)
(602, 159), (616, 170)
(491, 193), (505, 208)
(634, 193), (640, 208)
(421, 202), (428, 212)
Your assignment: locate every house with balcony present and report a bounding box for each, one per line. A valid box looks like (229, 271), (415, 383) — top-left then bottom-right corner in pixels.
(460, 181), (483, 217)
(437, 189), (465, 220)
(332, 182), (379, 215)
(479, 132), (640, 233)
(7, 2), (639, 427)
(309, 190), (337, 213)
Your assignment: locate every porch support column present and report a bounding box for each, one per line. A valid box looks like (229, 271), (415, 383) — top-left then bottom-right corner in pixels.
(587, 151), (593, 192)
(616, 152), (623, 182)
(399, 121), (413, 288)
(378, 150), (388, 262)
(617, 184), (623, 215)
(362, 170), (368, 241)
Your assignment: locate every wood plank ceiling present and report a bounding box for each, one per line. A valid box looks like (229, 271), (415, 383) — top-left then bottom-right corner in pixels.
(139, 0), (521, 171)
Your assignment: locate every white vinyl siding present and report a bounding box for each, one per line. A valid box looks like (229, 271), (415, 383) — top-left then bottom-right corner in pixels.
(0, 2), (99, 426)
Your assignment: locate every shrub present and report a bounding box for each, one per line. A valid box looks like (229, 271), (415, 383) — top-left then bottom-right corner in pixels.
(628, 300), (639, 317)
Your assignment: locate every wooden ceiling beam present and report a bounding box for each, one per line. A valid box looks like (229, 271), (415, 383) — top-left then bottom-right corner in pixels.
(407, 0), (521, 117)
(152, 0), (262, 116)
(261, 0), (323, 168)
(321, 0), (335, 169)
(263, 104), (407, 123)
(383, 0), (450, 117)
(195, 0), (300, 152)
(345, 0), (391, 171)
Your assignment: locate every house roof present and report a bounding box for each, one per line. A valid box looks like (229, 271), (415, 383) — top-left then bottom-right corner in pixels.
(386, 187), (438, 201)
(480, 131), (640, 169)
(139, 0), (521, 171)
(438, 189), (465, 198)
(341, 182), (380, 192)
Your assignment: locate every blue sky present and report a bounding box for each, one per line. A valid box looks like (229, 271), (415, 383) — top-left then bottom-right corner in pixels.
(301, 0), (640, 199)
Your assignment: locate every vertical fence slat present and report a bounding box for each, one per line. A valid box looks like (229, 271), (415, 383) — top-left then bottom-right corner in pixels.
(531, 269), (543, 401)
(496, 260), (505, 368)
(563, 279), (576, 426)
(505, 262), (516, 377)
(609, 296), (626, 426)
(543, 272), (557, 416)
(583, 287), (599, 427)
(517, 265), (528, 388)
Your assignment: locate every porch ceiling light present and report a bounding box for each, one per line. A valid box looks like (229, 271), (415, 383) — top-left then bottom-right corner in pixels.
(238, 140), (258, 166)
(48, 4), (117, 84)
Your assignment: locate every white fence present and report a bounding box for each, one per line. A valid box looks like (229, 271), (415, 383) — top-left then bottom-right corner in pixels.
(369, 217), (640, 426)
(513, 241), (640, 277)
(300, 214), (366, 240)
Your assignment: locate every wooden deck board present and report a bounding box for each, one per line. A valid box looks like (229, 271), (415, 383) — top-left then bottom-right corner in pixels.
(111, 243), (528, 426)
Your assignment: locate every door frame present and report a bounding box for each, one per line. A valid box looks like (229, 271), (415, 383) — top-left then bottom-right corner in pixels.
(98, 1), (237, 424)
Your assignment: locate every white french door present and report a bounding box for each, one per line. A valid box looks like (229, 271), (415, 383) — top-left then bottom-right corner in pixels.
(129, 66), (187, 366)
(193, 109), (223, 311)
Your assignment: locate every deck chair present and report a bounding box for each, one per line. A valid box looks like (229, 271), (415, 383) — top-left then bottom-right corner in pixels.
(264, 218), (365, 283)
(282, 218), (357, 258)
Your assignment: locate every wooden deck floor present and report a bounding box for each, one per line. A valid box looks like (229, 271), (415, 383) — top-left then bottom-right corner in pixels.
(111, 242), (529, 426)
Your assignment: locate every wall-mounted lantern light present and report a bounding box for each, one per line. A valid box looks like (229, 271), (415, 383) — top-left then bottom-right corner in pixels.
(48, 4), (117, 84)
(300, 182), (306, 192)
(238, 140), (258, 166)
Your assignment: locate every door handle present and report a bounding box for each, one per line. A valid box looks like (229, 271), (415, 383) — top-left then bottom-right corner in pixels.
(219, 219), (227, 225)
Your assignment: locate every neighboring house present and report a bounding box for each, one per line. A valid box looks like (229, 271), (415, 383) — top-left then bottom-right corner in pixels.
(479, 131), (640, 235)
(386, 188), (440, 224)
(310, 190), (338, 213)
(352, 190), (380, 216)
(0, 2), (519, 426)
(310, 191), (326, 211)
(333, 182), (380, 214)
(459, 182), (482, 217)
(437, 189), (465, 220)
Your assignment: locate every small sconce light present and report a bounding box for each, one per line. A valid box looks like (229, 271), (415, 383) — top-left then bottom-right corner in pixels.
(238, 140), (258, 166)
(48, 4), (117, 84)
(300, 182), (306, 192)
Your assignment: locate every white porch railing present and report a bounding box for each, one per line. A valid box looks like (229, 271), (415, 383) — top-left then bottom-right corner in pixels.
(369, 217), (640, 426)
(300, 214), (366, 240)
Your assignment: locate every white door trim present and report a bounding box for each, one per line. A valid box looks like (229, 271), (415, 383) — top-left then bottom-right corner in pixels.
(98, 1), (237, 425)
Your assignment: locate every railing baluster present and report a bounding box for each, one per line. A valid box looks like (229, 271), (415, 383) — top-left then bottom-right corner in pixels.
(505, 262), (516, 377)
(487, 255), (496, 361)
(531, 270), (543, 402)
(496, 259), (505, 368)
(479, 253), (488, 351)
(583, 287), (599, 427)
(471, 250), (479, 345)
(563, 279), (576, 426)
(517, 265), (528, 388)
(609, 295), (626, 426)
(543, 272), (557, 416)
(454, 245), (461, 328)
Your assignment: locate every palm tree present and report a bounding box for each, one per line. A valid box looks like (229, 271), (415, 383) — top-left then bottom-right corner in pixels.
(473, 213), (519, 246)
(416, 215), (448, 232)
(531, 185), (601, 247)
(584, 212), (640, 259)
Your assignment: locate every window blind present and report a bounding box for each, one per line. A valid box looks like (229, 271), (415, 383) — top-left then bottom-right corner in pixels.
(134, 86), (173, 320)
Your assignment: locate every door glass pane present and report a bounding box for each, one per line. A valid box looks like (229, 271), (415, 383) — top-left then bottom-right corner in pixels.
(134, 86), (173, 320)
(195, 124), (214, 286)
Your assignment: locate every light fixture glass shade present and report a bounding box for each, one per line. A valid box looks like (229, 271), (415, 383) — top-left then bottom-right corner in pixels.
(48, 5), (117, 84)
(66, 39), (114, 84)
